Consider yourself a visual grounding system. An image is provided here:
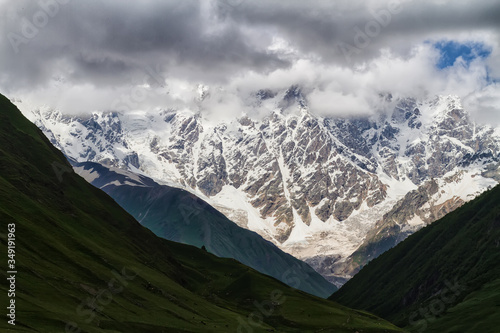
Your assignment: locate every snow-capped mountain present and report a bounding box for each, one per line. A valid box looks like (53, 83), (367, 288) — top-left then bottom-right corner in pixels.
(19, 89), (500, 286)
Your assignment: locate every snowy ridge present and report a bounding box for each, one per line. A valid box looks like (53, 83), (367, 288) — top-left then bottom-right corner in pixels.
(17, 91), (500, 285)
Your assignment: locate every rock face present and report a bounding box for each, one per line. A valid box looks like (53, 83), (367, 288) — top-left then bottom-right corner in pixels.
(21, 91), (500, 287)
(327, 177), (469, 282)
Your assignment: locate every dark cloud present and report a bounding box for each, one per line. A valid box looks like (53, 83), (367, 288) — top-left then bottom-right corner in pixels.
(225, 0), (500, 65)
(0, 0), (498, 120)
(0, 0), (290, 91)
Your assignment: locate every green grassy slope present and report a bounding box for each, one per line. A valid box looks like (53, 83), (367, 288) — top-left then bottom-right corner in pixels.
(330, 181), (500, 331)
(0, 93), (403, 332)
(424, 278), (500, 333)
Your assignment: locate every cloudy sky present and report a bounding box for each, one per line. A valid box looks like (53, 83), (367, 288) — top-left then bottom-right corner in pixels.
(0, 0), (499, 123)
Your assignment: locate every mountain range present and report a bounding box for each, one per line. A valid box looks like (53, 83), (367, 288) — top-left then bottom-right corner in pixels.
(21, 86), (500, 286)
(3, 83), (499, 332)
(0, 93), (403, 332)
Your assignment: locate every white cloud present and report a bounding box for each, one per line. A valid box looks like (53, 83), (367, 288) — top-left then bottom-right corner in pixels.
(463, 83), (500, 126)
(308, 89), (373, 117)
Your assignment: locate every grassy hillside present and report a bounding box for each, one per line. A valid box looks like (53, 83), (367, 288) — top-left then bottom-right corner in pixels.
(73, 161), (336, 298)
(0, 93), (403, 332)
(424, 278), (500, 332)
(331, 180), (500, 331)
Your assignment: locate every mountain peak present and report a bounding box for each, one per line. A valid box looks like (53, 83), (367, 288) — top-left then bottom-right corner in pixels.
(23, 93), (500, 286)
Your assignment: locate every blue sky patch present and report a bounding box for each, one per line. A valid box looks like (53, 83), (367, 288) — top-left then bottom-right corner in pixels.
(433, 41), (491, 69)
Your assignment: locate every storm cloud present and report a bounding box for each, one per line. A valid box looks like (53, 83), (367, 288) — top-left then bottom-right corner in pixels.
(0, 0), (499, 122)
